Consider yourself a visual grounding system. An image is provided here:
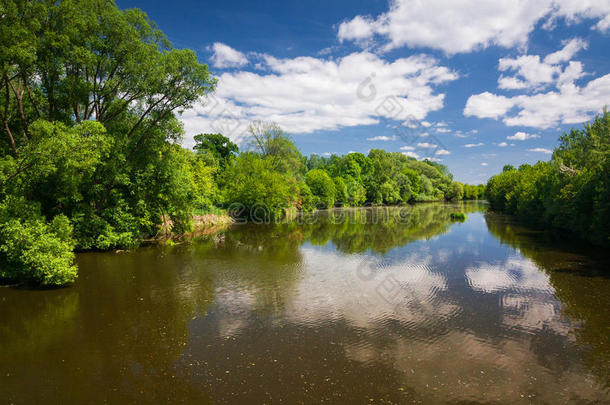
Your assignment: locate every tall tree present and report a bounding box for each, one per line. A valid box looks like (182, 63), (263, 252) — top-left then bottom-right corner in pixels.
(193, 133), (238, 166)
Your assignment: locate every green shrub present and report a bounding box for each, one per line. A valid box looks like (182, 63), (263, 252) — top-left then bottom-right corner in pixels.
(450, 212), (467, 221)
(0, 200), (77, 286)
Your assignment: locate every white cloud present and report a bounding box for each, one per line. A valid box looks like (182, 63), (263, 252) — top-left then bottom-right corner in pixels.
(544, 38), (588, 64)
(497, 38), (588, 91)
(528, 147), (553, 154)
(507, 131), (540, 141)
(465, 41), (610, 129)
(481, 162), (488, 166)
(337, 0), (610, 54)
(402, 151), (419, 159)
(400, 145), (415, 151)
(467, 74), (610, 128)
(209, 42), (248, 68)
(464, 142), (484, 148)
(417, 142), (437, 148)
(464, 92), (515, 119)
(498, 142), (508, 147)
(367, 135), (397, 141)
(498, 55), (559, 89)
(435, 149), (451, 155)
(337, 15), (378, 44)
(181, 51), (457, 145)
(596, 14), (610, 32)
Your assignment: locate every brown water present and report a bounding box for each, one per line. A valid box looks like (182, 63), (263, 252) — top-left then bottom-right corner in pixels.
(1, 202), (609, 404)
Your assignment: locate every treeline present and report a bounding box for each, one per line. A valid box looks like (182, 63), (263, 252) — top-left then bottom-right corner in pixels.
(0, 0), (482, 286)
(199, 121), (485, 221)
(486, 110), (610, 247)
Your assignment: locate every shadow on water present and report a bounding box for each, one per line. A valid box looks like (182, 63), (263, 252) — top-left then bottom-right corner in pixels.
(485, 211), (610, 388)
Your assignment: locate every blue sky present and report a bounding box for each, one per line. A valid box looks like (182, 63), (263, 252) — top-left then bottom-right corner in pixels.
(117, 0), (610, 183)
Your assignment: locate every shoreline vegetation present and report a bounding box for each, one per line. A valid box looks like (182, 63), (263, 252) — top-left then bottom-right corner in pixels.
(0, 1), (484, 286)
(485, 110), (610, 248)
(2, 1), (606, 287)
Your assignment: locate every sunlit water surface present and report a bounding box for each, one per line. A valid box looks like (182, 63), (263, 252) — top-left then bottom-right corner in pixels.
(1, 202), (609, 403)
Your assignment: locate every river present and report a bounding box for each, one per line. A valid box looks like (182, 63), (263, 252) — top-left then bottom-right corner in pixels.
(1, 202), (609, 403)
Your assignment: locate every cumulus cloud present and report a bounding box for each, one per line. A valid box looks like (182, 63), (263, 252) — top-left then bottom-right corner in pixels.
(463, 92), (515, 119)
(337, 15), (378, 44)
(464, 41), (610, 129)
(498, 55), (560, 90)
(498, 142), (508, 147)
(528, 147), (553, 154)
(403, 151), (419, 159)
(209, 42), (248, 68)
(481, 162), (488, 166)
(596, 14), (610, 32)
(464, 142), (484, 148)
(367, 135), (397, 141)
(497, 38), (588, 91)
(544, 37), (588, 64)
(435, 149), (451, 155)
(337, 0), (610, 54)
(181, 51), (457, 145)
(507, 131), (540, 141)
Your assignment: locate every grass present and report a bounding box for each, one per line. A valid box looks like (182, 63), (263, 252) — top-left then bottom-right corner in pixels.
(450, 212), (467, 222)
(192, 206), (227, 216)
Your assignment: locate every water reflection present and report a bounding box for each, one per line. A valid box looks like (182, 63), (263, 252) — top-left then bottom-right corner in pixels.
(1, 202), (608, 403)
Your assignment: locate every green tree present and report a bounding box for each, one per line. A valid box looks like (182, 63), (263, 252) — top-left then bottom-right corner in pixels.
(193, 133), (238, 167)
(446, 182), (464, 201)
(486, 110), (610, 247)
(305, 169), (335, 209)
(248, 121), (303, 175)
(224, 153), (297, 220)
(333, 177), (349, 206)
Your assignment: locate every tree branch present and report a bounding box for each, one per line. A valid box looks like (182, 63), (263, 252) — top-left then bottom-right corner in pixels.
(6, 74), (30, 139)
(2, 77), (18, 156)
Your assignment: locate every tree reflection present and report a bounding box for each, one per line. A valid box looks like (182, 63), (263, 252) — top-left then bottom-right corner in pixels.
(485, 212), (610, 387)
(0, 249), (215, 403)
(209, 202), (485, 256)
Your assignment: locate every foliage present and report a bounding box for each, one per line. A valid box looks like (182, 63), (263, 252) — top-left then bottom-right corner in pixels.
(0, 197), (77, 285)
(305, 169), (336, 209)
(332, 177), (349, 206)
(446, 182), (464, 201)
(193, 133), (238, 167)
(247, 121), (303, 175)
(450, 212), (467, 221)
(223, 153), (298, 220)
(0, 0), (215, 285)
(486, 110), (610, 246)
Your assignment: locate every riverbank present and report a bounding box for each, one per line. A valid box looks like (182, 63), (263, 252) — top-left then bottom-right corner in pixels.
(155, 213), (234, 243)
